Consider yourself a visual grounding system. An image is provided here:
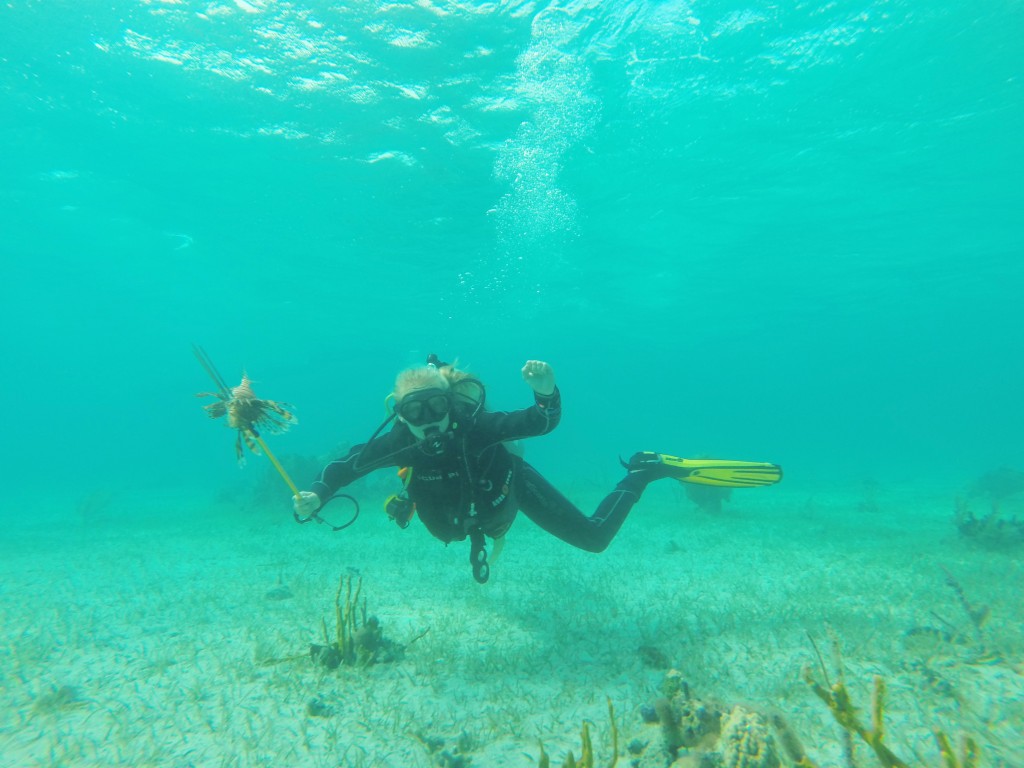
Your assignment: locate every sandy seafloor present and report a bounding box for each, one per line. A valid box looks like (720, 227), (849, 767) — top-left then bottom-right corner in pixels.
(2, 474), (1022, 768)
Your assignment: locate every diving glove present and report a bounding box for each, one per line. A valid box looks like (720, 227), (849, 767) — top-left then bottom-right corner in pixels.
(294, 490), (321, 517)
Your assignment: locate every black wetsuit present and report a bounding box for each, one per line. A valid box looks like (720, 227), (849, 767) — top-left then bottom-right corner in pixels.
(309, 387), (651, 578)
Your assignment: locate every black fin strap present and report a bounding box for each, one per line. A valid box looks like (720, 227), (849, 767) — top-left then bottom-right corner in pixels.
(469, 528), (489, 584)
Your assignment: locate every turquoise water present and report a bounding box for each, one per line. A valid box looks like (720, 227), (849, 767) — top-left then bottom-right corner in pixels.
(1, 1), (1021, 493)
(2, 4), (1024, 765)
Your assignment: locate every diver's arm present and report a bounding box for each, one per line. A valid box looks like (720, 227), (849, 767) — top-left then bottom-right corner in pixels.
(308, 430), (410, 502)
(309, 447), (365, 502)
(531, 386), (561, 432)
(477, 383), (562, 442)
(516, 359), (561, 435)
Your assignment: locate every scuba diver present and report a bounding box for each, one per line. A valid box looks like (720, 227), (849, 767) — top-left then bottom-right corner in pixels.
(293, 355), (781, 583)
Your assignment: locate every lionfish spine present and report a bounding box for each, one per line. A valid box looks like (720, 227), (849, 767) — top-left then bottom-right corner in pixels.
(232, 373), (256, 400)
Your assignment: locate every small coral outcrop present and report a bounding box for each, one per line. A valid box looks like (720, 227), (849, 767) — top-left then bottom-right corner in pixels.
(718, 706), (782, 768)
(955, 467), (1024, 547)
(633, 673), (791, 768)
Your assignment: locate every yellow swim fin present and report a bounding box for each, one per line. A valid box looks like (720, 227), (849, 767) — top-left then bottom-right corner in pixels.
(627, 452), (782, 488)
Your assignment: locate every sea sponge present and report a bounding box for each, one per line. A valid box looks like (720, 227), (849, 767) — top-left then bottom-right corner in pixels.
(718, 706), (782, 768)
(650, 672), (724, 754)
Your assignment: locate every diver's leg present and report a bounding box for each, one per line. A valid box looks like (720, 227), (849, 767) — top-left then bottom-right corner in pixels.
(515, 460), (651, 553)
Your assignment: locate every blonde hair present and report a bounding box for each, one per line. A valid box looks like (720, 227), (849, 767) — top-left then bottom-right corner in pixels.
(441, 363), (486, 412)
(393, 361), (486, 415)
(439, 364), (471, 386)
(394, 366), (450, 402)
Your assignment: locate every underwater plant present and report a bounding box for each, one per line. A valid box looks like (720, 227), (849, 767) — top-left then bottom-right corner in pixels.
(901, 565), (1021, 698)
(538, 698), (618, 768)
(628, 655), (989, 768)
(954, 467), (1024, 547)
(803, 631), (980, 768)
(414, 730), (477, 768)
(30, 684), (88, 717)
(308, 574), (405, 668)
(262, 574), (416, 670)
(952, 497), (1024, 547)
(938, 566), (991, 636)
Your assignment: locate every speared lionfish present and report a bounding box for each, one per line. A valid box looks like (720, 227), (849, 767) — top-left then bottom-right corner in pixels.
(193, 344), (297, 463)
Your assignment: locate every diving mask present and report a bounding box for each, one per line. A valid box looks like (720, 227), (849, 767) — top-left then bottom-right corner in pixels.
(397, 388), (451, 427)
